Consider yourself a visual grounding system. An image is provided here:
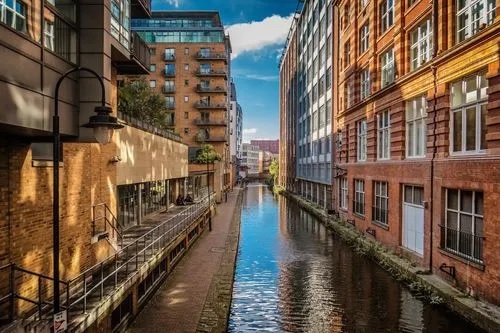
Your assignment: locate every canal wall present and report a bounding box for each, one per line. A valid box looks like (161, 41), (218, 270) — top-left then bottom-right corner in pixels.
(281, 190), (499, 333)
(196, 186), (244, 332)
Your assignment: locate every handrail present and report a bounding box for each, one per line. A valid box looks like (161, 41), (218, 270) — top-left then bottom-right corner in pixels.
(92, 203), (123, 248)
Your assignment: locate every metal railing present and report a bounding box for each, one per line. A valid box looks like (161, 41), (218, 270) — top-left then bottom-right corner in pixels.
(439, 225), (484, 264)
(196, 51), (227, 60)
(67, 197), (212, 314)
(118, 112), (182, 142)
(194, 101), (227, 109)
(195, 69), (227, 76)
(0, 264), (69, 322)
(130, 31), (150, 69)
(92, 203), (123, 248)
(196, 84), (227, 93)
(164, 70), (176, 77)
(163, 85), (175, 93)
(164, 54), (175, 61)
(193, 118), (226, 126)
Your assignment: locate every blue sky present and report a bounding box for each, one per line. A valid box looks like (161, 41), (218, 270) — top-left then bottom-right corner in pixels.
(152, 0), (297, 142)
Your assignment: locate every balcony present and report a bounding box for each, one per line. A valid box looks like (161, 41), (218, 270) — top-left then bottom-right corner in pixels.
(166, 103), (176, 110)
(163, 86), (176, 93)
(193, 119), (227, 126)
(194, 101), (227, 109)
(196, 51), (228, 62)
(164, 70), (176, 77)
(195, 69), (227, 78)
(196, 84), (227, 94)
(114, 31), (150, 75)
(195, 135), (227, 143)
(164, 54), (175, 61)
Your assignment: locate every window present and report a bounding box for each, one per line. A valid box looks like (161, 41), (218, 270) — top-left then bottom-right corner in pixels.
(43, 20), (54, 51)
(380, 0), (394, 33)
(406, 95), (427, 157)
(1, 0), (26, 32)
(381, 48), (395, 88)
(165, 96), (175, 108)
(164, 48), (175, 60)
(184, 63), (189, 71)
(451, 72), (488, 153)
(361, 0), (369, 8)
(149, 64), (156, 72)
(360, 68), (370, 100)
(357, 119), (367, 161)
(184, 112), (189, 119)
(344, 40), (351, 68)
(326, 67), (332, 89)
(165, 63), (175, 76)
(111, 0), (130, 48)
(150, 48), (156, 55)
(184, 128), (189, 134)
(377, 110), (390, 159)
(457, 0), (496, 42)
(345, 79), (353, 108)
(200, 63), (211, 74)
(339, 177), (348, 210)
(149, 80), (156, 88)
(184, 96), (189, 102)
(373, 181), (389, 225)
(184, 79), (189, 86)
(164, 80), (175, 92)
(31, 143), (63, 162)
(410, 18), (433, 70)
(443, 189), (483, 263)
(184, 47), (189, 55)
(353, 179), (365, 216)
(359, 23), (369, 54)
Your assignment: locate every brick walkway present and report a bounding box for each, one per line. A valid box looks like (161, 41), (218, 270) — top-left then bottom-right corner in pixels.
(126, 187), (243, 333)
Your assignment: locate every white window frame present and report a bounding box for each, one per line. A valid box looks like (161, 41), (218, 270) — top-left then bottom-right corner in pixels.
(381, 48), (395, 88)
(361, 0), (369, 8)
(380, 0), (394, 33)
(340, 177), (348, 210)
(346, 80), (353, 108)
(1, 0), (26, 32)
(359, 23), (369, 54)
(450, 72), (488, 154)
(377, 110), (391, 160)
(360, 68), (370, 100)
(149, 80), (156, 88)
(456, 0), (496, 43)
(357, 119), (367, 161)
(44, 19), (55, 51)
(444, 189), (484, 263)
(410, 18), (433, 70)
(374, 181), (389, 225)
(354, 179), (365, 216)
(406, 95), (427, 158)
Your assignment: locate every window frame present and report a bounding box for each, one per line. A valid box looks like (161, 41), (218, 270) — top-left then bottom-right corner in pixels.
(359, 22), (369, 54)
(380, 47), (395, 88)
(339, 177), (348, 210)
(360, 67), (370, 100)
(373, 181), (389, 225)
(406, 95), (427, 158)
(380, 0), (394, 34)
(410, 17), (433, 71)
(377, 110), (391, 160)
(456, 0), (496, 43)
(353, 179), (365, 216)
(357, 119), (367, 161)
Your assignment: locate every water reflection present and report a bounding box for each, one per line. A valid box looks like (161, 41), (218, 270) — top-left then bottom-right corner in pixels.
(228, 185), (484, 333)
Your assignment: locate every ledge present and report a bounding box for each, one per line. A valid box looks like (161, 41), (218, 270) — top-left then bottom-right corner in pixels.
(438, 248), (485, 272)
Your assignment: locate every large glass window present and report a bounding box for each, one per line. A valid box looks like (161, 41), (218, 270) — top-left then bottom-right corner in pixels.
(377, 110), (391, 160)
(380, 0), (394, 34)
(451, 72), (488, 153)
(410, 18), (433, 70)
(406, 95), (427, 157)
(373, 181), (389, 225)
(359, 22), (369, 54)
(44, 19), (54, 51)
(443, 189), (483, 263)
(457, 0), (496, 42)
(357, 119), (367, 161)
(111, 0), (130, 48)
(164, 48), (175, 60)
(353, 179), (365, 216)
(381, 48), (395, 88)
(165, 63), (175, 76)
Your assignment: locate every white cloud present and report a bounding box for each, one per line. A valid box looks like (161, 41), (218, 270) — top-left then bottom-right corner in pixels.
(165, 0), (180, 7)
(243, 128), (258, 134)
(226, 14), (294, 60)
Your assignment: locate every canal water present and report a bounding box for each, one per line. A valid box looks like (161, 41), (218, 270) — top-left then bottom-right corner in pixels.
(228, 184), (484, 333)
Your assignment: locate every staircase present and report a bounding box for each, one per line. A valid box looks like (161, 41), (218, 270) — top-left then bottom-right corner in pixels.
(0, 197), (212, 333)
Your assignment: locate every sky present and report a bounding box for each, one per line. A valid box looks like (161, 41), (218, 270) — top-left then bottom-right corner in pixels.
(152, 0), (298, 143)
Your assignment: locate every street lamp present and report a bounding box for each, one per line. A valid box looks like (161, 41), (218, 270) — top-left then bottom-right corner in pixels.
(52, 67), (123, 314)
(206, 160), (212, 231)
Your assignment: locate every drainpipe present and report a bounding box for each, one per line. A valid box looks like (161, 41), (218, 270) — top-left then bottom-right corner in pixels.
(429, 0), (439, 272)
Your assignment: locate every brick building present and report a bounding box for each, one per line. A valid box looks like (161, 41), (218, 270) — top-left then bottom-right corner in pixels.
(250, 139), (280, 155)
(131, 11), (233, 203)
(280, 0), (499, 306)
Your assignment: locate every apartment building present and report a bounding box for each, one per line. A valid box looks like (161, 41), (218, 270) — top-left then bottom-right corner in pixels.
(280, 0), (335, 210)
(131, 11), (232, 202)
(229, 81), (243, 186)
(241, 143), (260, 177)
(250, 139), (280, 155)
(332, 0), (499, 304)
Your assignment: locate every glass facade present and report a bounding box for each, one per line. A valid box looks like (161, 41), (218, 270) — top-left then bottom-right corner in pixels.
(136, 30), (224, 43)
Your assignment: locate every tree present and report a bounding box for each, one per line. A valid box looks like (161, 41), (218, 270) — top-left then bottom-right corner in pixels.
(269, 159), (279, 185)
(118, 79), (170, 129)
(195, 144), (221, 231)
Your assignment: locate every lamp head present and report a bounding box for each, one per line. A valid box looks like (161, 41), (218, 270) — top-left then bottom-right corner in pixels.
(83, 106), (124, 144)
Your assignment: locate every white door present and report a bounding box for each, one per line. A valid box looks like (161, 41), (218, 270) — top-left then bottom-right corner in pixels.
(402, 186), (424, 256)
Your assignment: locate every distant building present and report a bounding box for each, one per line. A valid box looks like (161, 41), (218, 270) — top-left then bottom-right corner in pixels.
(230, 81), (243, 185)
(241, 143), (260, 177)
(250, 139), (279, 155)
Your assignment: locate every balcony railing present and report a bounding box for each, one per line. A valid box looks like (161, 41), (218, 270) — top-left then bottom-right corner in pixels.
(194, 101), (227, 109)
(195, 69), (227, 77)
(118, 112), (182, 142)
(196, 51), (228, 61)
(196, 135), (227, 143)
(163, 86), (175, 93)
(439, 225), (484, 264)
(196, 84), (227, 94)
(353, 200), (365, 216)
(193, 119), (227, 126)
(166, 102), (176, 109)
(164, 70), (176, 77)
(130, 31), (150, 69)
(164, 54), (175, 61)
(372, 206), (388, 226)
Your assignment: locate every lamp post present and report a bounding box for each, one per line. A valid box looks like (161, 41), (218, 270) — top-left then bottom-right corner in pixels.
(52, 67), (123, 314)
(206, 160), (212, 231)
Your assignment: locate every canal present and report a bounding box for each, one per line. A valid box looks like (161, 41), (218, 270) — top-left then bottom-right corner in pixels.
(228, 184), (484, 332)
